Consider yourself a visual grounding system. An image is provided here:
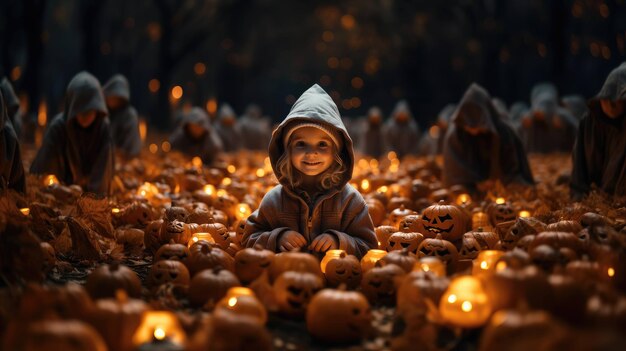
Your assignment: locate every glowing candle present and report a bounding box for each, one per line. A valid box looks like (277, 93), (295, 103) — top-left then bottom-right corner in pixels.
(44, 174), (59, 187)
(133, 311), (186, 349)
(187, 232), (216, 247)
(360, 249), (387, 272)
(518, 210), (531, 218)
(20, 208), (30, 216)
(439, 276), (492, 328)
(215, 287), (267, 325)
(415, 256), (446, 277)
(472, 250), (504, 277)
(235, 203), (252, 221)
(495, 197), (506, 204)
(456, 193), (471, 206)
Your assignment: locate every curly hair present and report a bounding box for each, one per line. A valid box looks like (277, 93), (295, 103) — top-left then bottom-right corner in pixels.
(276, 142), (347, 191)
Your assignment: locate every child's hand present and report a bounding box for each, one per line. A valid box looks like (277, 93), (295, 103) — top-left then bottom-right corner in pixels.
(309, 233), (338, 253)
(279, 230), (307, 252)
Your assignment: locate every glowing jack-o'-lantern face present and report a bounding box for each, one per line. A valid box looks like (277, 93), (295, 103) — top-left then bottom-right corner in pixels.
(439, 276), (492, 328)
(386, 232), (424, 254)
(388, 205), (416, 228)
(419, 202), (470, 242)
(499, 217), (546, 250)
(418, 234), (459, 267)
(360, 263), (405, 305)
(273, 271), (323, 317)
(324, 252), (362, 289)
(161, 219), (186, 244)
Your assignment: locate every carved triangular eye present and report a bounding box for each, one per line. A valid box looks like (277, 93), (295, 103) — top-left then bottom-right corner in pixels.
(422, 214), (431, 222)
(389, 241), (396, 247)
(400, 242), (410, 248)
(439, 214), (453, 221)
(288, 286), (302, 295)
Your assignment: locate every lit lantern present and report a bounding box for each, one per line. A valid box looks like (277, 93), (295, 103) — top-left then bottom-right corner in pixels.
(203, 184), (216, 197)
(518, 210), (531, 218)
(227, 165), (236, 174)
(191, 156), (203, 169)
(215, 287), (267, 325)
(221, 177), (232, 186)
(415, 256), (446, 277)
(44, 174), (59, 187)
(235, 203), (252, 221)
(608, 267), (615, 278)
(360, 249), (387, 272)
(133, 311), (185, 350)
(137, 182), (159, 199)
(361, 179), (370, 192)
(111, 208), (120, 214)
(320, 249), (347, 273)
(472, 250), (505, 277)
(456, 193), (471, 206)
(439, 276), (492, 328)
(495, 197), (506, 205)
(19, 207), (30, 216)
(376, 186), (388, 195)
(187, 232), (216, 247)
(256, 168), (265, 178)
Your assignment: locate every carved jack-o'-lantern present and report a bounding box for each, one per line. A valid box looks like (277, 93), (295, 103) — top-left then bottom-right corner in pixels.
(155, 241), (190, 261)
(235, 245), (275, 285)
(459, 235), (483, 260)
(386, 231), (424, 254)
(85, 262), (142, 300)
(498, 217), (546, 251)
(165, 206), (189, 223)
(398, 214), (421, 233)
(419, 201), (470, 242)
(188, 266), (240, 308)
(144, 219), (164, 253)
(388, 205), (416, 228)
(159, 219), (186, 245)
(418, 234), (459, 268)
(375, 225), (396, 248)
(360, 263), (405, 305)
(148, 260), (190, 288)
(269, 251), (323, 281)
(306, 288), (372, 344)
(114, 202), (153, 227)
(379, 249), (417, 273)
(184, 240), (235, 276)
(487, 202), (516, 227)
(187, 202), (211, 224)
(273, 271), (324, 317)
(439, 276), (492, 328)
(324, 252), (362, 289)
(546, 220), (583, 235)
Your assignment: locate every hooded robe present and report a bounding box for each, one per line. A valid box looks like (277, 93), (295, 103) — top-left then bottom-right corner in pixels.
(383, 100), (421, 158)
(417, 103), (456, 156)
(443, 83), (534, 190)
(242, 84), (377, 258)
(238, 104), (271, 151)
(0, 92), (26, 193)
(215, 104), (242, 152)
(169, 107), (223, 165)
(571, 62), (626, 198)
(0, 77), (22, 138)
(358, 106), (387, 158)
(103, 74), (142, 158)
(30, 71), (114, 195)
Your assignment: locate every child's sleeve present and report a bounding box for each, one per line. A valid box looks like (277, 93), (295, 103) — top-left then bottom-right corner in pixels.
(241, 196), (292, 252)
(324, 191), (378, 259)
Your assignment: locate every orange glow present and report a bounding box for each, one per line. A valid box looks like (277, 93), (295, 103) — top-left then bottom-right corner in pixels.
(495, 197), (505, 204)
(44, 174), (59, 187)
(341, 14), (356, 29)
(148, 79), (160, 93)
(171, 86), (183, 100)
(360, 249), (386, 272)
(191, 156), (202, 169)
(203, 184), (216, 196)
(153, 327), (166, 340)
(187, 232), (215, 247)
(206, 98), (218, 115)
(608, 267), (615, 277)
(149, 143), (158, 154)
(456, 193), (471, 206)
(351, 77), (364, 89)
(360, 179), (370, 191)
(111, 208), (120, 214)
(132, 311), (185, 346)
(518, 210), (531, 218)
(20, 208), (30, 216)
(221, 177), (232, 186)
(227, 165), (236, 174)
(161, 141), (171, 152)
(235, 203), (252, 221)
(38, 100), (47, 127)
(194, 62), (206, 75)
(256, 168), (265, 177)
(10, 66), (21, 81)
(320, 249), (346, 273)
(138, 119), (147, 142)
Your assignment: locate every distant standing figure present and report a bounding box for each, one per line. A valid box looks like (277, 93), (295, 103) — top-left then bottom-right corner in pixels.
(239, 104), (271, 151)
(30, 71), (114, 195)
(169, 107), (223, 165)
(443, 83), (534, 193)
(383, 100), (420, 158)
(358, 106), (386, 158)
(0, 92), (26, 193)
(215, 103), (242, 152)
(103, 74), (142, 158)
(0, 77), (23, 138)
(571, 62), (626, 199)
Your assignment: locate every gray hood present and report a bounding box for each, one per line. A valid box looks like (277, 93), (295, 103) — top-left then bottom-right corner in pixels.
(103, 74), (130, 103)
(64, 71), (108, 122)
(269, 84), (354, 190)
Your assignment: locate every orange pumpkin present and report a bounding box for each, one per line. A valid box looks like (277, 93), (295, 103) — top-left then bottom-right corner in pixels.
(418, 201), (470, 242)
(85, 262), (142, 300)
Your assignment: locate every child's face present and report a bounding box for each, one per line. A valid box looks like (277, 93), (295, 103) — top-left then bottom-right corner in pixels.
(600, 99), (624, 118)
(289, 127), (334, 177)
(75, 110), (97, 128)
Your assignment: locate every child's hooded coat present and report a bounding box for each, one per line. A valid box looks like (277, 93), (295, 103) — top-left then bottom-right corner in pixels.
(242, 84), (377, 258)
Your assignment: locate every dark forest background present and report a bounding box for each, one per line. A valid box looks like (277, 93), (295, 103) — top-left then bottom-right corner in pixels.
(1, 0), (625, 131)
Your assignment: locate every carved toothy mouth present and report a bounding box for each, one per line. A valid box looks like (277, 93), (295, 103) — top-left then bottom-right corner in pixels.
(369, 280), (382, 288)
(424, 225), (454, 234)
(287, 298), (303, 309)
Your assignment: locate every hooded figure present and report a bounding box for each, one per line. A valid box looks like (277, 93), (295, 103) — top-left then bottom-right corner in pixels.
(0, 92), (26, 193)
(443, 83), (534, 191)
(417, 103), (456, 156)
(358, 106), (386, 158)
(30, 71), (114, 195)
(102, 74), (142, 158)
(242, 84), (377, 258)
(238, 104), (271, 151)
(215, 104), (242, 152)
(169, 107), (223, 164)
(523, 83), (578, 153)
(383, 100), (420, 158)
(0, 77), (22, 138)
(571, 63), (626, 199)
(508, 101), (530, 135)
(561, 95), (588, 122)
